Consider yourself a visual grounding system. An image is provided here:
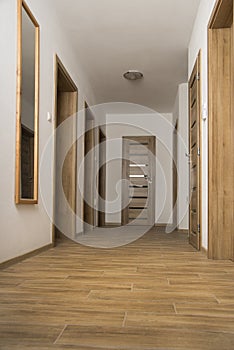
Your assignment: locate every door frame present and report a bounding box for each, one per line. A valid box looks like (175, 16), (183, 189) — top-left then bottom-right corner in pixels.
(208, 0), (234, 260)
(173, 121), (178, 228)
(52, 55), (78, 244)
(97, 128), (106, 227)
(121, 136), (156, 226)
(188, 51), (202, 250)
(83, 102), (95, 230)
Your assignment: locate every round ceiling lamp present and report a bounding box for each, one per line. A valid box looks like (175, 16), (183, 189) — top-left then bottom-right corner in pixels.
(123, 70), (144, 81)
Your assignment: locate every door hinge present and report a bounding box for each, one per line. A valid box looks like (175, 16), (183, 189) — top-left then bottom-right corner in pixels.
(196, 73), (200, 81)
(197, 147), (200, 156)
(198, 224), (200, 233)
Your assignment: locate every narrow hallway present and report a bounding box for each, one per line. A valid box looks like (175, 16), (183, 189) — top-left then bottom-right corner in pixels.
(1, 229), (234, 349)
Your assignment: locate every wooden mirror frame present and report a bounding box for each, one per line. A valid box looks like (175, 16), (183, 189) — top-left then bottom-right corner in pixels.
(15, 0), (40, 204)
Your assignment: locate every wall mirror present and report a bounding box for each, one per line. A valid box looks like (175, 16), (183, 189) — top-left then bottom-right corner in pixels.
(15, 0), (40, 204)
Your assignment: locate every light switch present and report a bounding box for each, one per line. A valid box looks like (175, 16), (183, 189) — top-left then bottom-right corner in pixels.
(202, 103), (208, 121)
(47, 112), (52, 122)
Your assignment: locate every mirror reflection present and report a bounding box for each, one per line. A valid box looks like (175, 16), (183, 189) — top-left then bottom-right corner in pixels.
(21, 6), (36, 199)
(15, 0), (39, 204)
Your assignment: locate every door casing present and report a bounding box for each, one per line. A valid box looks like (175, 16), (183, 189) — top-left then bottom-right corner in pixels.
(98, 128), (106, 227)
(173, 121), (178, 228)
(83, 103), (95, 231)
(52, 55), (78, 243)
(208, 0), (234, 260)
(121, 136), (156, 226)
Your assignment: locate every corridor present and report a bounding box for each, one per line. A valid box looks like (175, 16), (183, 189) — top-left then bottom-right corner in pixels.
(0, 229), (234, 349)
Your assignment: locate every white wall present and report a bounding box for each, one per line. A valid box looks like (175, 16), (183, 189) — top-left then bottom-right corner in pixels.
(188, 0), (217, 249)
(173, 84), (189, 230)
(105, 113), (173, 225)
(0, 0), (95, 263)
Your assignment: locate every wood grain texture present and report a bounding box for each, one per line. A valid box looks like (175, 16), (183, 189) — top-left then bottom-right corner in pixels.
(188, 51), (201, 251)
(209, 0), (233, 29)
(83, 114), (95, 230)
(208, 1), (234, 260)
(53, 56), (78, 242)
(98, 128), (106, 227)
(122, 136), (155, 226)
(0, 228), (234, 349)
(0, 244), (53, 270)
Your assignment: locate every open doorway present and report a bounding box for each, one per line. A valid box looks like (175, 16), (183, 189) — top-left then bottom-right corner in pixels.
(53, 56), (78, 243)
(208, 0), (234, 260)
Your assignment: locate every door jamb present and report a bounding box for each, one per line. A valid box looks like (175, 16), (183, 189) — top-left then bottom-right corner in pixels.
(208, 0), (234, 259)
(52, 55), (78, 244)
(98, 128), (106, 227)
(83, 102), (95, 230)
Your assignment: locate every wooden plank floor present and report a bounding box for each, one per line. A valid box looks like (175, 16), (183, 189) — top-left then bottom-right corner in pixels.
(0, 228), (234, 349)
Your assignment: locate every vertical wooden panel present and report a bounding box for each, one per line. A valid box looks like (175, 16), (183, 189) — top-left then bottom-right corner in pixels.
(188, 52), (201, 250)
(173, 123), (178, 228)
(83, 117), (95, 230)
(98, 129), (106, 227)
(56, 92), (77, 238)
(122, 136), (155, 226)
(53, 56), (78, 243)
(121, 138), (130, 226)
(208, 1), (233, 260)
(231, 23), (234, 262)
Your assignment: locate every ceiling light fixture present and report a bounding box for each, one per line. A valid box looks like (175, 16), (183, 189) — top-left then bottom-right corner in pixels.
(123, 70), (144, 81)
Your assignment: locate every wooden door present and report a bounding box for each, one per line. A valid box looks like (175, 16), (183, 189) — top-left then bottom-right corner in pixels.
(83, 115), (95, 231)
(98, 129), (106, 227)
(208, 0), (234, 260)
(173, 122), (178, 228)
(54, 56), (78, 242)
(122, 136), (155, 226)
(55, 92), (77, 239)
(189, 52), (201, 250)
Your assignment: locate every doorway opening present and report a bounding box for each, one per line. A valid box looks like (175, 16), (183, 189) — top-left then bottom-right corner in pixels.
(208, 0), (234, 260)
(53, 55), (78, 244)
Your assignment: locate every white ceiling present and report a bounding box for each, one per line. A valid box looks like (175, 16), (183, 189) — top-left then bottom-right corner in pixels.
(53, 0), (201, 112)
